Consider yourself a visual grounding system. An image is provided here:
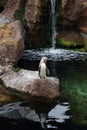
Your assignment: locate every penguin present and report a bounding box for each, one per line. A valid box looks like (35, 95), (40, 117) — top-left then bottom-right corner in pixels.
(38, 56), (50, 78)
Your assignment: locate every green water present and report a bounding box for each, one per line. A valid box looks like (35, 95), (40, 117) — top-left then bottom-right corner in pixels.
(57, 60), (87, 125)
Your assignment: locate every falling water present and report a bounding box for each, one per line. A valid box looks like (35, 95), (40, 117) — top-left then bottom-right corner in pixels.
(50, 0), (57, 49)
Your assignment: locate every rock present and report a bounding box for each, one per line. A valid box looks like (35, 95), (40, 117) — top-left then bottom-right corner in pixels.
(0, 20), (24, 65)
(80, 33), (87, 51)
(61, 0), (68, 10)
(79, 26), (87, 34)
(0, 65), (5, 76)
(25, 0), (47, 31)
(25, 0), (50, 48)
(0, 67), (59, 99)
(0, 0), (21, 24)
(61, 0), (87, 21)
(58, 30), (84, 48)
(60, 0), (87, 51)
(0, 70), (4, 76)
(0, 0), (24, 65)
(78, 8), (87, 34)
(61, 0), (87, 30)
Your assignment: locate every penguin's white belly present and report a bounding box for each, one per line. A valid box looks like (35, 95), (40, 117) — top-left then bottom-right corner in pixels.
(40, 63), (46, 78)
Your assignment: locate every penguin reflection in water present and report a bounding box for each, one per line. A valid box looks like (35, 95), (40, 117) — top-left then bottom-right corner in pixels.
(38, 56), (50, 78)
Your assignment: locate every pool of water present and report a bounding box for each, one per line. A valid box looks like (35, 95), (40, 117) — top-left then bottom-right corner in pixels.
(0, 48), (87, 129)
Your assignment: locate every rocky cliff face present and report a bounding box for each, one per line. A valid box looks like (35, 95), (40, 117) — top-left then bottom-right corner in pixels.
(25, 0), (50, 48)
(0, 0), (51, 65)
(25, 0), (41, 31)
(61, 0), (87, 32)
(59, 0), (87, 51)
(0, 0), (24, 65)
(61, 0), (85, 21)
(0, 0), (87, 60)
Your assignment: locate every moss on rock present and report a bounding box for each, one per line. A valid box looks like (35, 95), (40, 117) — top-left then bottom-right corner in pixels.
(57, 30), (84, 50)
(80, 33), (87, 52)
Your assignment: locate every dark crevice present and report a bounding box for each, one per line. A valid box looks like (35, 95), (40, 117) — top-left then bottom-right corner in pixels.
(0, 6), (4, 13)
(14, 0), (29, 49)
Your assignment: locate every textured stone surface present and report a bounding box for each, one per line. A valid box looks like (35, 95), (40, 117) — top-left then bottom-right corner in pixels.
(60, 0), (87, 50)
(61, 0), (86, 21)
(0, 0), (21, 24)
(25, 0), (50, 48)
(25, 0), (43, 31)
(0, 0), (24, 65)
(58, 30), (84, 48)
(1, 67), (59, 99)
(0, 20), (24, 65)
(78, 8), (87, 33)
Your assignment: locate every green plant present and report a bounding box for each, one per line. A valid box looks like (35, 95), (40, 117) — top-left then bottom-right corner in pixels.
(12, 66), (21, 72)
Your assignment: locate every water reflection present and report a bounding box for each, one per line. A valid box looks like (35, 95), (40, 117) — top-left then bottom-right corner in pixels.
(58, 60), (87, 125)
(17, 48), (87, 127)
(1, 48), (87, 129)
(0, 101), (70, 129)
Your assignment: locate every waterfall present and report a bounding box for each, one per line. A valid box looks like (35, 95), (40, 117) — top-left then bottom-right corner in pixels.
(50, 0), (57, 49)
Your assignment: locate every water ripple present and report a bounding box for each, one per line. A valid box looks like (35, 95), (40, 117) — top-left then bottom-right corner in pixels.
(23, 48), (87, 61)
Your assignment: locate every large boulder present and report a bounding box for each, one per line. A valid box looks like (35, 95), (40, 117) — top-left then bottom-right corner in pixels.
(0, 67), (59, 99)
(0, 20), (24, 65)
(0, 0), (24, 65)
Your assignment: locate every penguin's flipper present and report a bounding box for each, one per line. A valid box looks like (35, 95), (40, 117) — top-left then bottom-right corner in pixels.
(46, 68), (50, 76)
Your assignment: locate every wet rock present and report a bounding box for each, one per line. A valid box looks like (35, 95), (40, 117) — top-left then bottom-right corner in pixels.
(0, 70), (4, 76)
(0, 65), (5, 76)
(0, 67), (59, 99)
